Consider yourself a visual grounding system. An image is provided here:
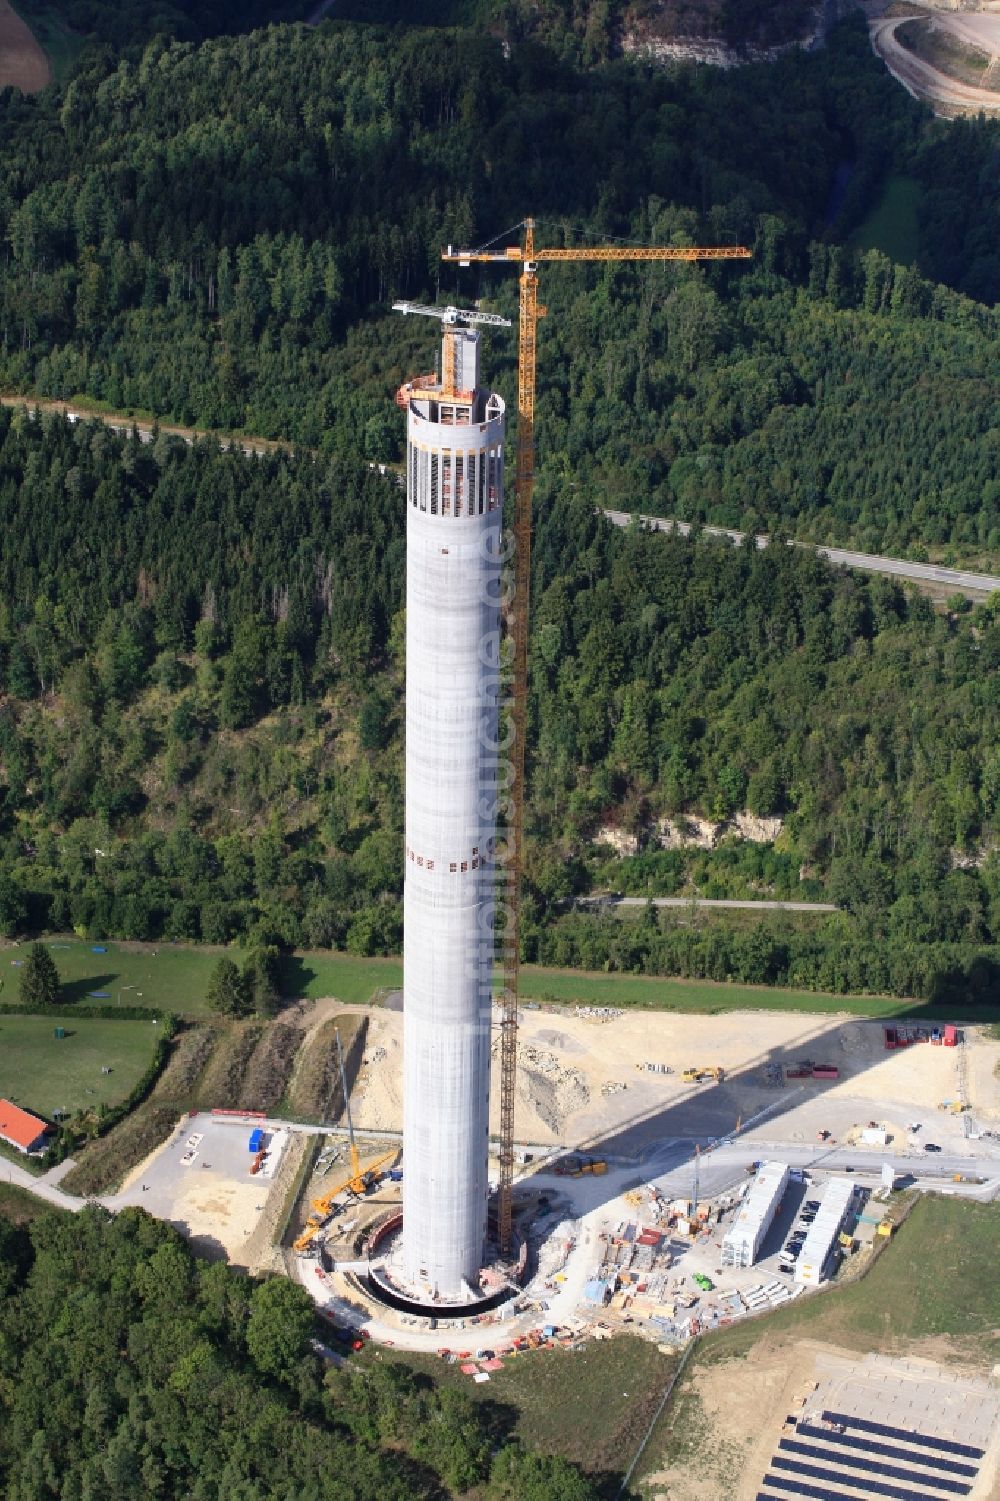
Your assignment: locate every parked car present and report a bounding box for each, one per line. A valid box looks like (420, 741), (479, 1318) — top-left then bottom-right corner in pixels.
(805, 1200), (821, 1211)
(924, 1142), (942, 1153)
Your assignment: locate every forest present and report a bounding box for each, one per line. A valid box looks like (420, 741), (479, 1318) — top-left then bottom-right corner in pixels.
(0, 8), (998, 1003)
(0, 18), (998, 555)
(0, 407), (999, 1001)
(0, 1203), (598, 1499)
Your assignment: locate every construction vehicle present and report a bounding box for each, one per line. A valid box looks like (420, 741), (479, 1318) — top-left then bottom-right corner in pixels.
(293, 1146), (399, 1253)
(441, 220), (751, 1255)
(293, 1026), (398, 1252)
(682, 1066), (725, 1084)
(938, 1100), (967, 1113)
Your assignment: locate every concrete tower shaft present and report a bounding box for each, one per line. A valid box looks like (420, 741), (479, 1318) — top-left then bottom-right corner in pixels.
(400, 325), (505, 1301)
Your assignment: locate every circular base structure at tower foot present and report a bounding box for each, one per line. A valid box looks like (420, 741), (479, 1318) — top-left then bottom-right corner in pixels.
(359, 1205), (526, 1320)
(364, 1265), (518, 1320)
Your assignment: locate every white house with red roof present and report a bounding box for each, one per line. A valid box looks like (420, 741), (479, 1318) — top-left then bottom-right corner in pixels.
(0, 1100), (49, 1154)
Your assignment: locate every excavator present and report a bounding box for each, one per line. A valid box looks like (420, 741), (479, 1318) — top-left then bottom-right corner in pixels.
(682, 1066), (726, 1084)
(293, 1027), (399, 1253)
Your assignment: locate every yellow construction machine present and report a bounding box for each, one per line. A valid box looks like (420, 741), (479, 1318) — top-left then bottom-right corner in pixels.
(682, 1066), (726, 1084)
(292, 1025), (399, 1253)
(293, 1147), (399, 1253)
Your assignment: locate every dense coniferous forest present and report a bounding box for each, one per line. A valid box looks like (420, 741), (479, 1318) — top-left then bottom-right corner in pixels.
(0, 407), (999, 1001)
(0, 10), (999, 1005)
(1, 19), (998, 553)
(0, 1204), (599, 1499)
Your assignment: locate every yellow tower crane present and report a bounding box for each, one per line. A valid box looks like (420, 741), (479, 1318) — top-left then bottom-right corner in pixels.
(442, 219), (751, 1256)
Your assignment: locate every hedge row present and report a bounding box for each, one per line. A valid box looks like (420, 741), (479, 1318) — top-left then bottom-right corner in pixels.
(0, 1002), (168, 1022)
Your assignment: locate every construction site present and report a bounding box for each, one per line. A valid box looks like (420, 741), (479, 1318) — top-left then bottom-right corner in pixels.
(71, 222), (999, 1498)
(112, 220), (1000, 1360)
(268, 1001), (996, 1345)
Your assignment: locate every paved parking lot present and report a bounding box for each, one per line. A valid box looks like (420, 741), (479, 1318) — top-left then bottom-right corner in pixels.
(113, 1116), (289, 1260)
(814, 1350), (998, 1452)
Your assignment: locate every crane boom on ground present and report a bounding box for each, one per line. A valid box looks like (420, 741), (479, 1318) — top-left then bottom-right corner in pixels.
(293, 1147), (399, 1253)
(334, 1025), (361, 1186)
(441, 219), (751, 1257)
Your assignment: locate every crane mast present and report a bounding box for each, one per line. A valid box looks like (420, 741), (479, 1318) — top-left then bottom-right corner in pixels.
(442, 219), (751, 1258)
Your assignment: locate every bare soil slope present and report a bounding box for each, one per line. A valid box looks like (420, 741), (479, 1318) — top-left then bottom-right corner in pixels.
(0, 2), (50, 92)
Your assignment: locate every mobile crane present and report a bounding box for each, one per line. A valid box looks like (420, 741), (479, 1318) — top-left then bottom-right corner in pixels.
(293, 1026), (398, 1253)
(441, 220), (751, 1256)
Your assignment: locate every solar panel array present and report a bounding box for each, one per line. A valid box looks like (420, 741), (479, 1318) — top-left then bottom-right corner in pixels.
(777, 1440), (971, 1495)
(822, 1412), (985, 1461)
(755, 1403), (986, 1501)
(796, 1424), (979, 1479)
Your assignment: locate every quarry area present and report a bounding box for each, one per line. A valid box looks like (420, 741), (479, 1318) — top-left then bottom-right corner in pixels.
(869, 2), (1000, 116)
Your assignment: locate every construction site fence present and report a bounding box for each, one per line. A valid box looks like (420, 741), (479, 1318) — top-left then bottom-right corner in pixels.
(276, 1133), (323, 1252)
(618, 1336), (699, 1498)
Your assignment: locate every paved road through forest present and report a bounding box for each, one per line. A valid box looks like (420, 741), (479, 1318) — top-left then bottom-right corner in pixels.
(602, 508), (1000, 600)
(4, 396), (997, 600)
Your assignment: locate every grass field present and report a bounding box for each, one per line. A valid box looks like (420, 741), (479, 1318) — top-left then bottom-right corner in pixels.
(516, 968), (932, 1017)
(851, 175), (922, 266)
(362, 1336), (677, 1489)
(2, 940), (222, 1017)
(0, 1013), (162, 1120)
(1, 942), (396, 1018)
(0, 1181), (65, 1223)
(1, 940), (968, 1021)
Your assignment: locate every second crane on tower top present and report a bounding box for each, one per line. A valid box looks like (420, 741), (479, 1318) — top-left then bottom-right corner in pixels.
(441, 218), (752, 1257)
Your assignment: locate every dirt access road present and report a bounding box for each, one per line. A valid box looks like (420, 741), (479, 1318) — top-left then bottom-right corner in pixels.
(0, 1), (50, 92)
(872, 10), (1000, 116)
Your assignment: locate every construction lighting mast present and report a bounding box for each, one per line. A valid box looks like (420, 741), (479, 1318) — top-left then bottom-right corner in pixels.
(442, 220), (751, 1255)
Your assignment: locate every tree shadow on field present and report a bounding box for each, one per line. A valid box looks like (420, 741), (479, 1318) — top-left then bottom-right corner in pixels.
(167, 1222), (232, 1264)
(59, 973), (117, 1006)
(279, 956), (316, 1003)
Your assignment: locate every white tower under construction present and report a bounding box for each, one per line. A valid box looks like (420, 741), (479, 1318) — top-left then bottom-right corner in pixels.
(395, 304), (506, 1301)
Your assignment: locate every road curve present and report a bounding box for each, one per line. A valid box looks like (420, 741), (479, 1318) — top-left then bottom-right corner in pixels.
(871, 13), (1000, 116)
(5, 395), (996, 598)
(602, 509), (1000, 599)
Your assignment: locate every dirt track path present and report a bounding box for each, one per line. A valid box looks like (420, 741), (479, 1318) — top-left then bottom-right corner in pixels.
(872, 13), (1000, 116)
(0, 1), (50, 92)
